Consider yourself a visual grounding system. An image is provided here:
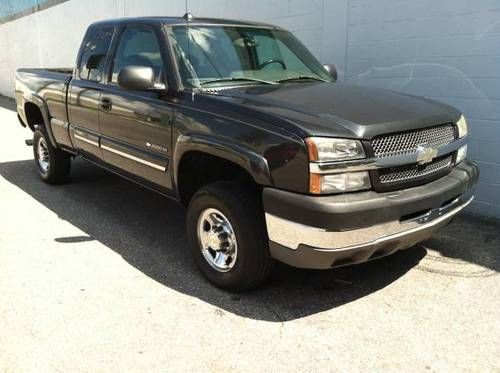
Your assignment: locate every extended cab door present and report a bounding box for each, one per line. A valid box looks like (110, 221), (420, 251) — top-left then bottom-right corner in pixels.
(68, 25), (115, 159)
(98, 25), (174, 190)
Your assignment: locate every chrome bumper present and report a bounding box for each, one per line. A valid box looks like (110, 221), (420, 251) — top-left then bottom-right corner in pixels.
(266, 196), (473, 251)
(264, 160), (478, 269)
(266, 195), (473, 269)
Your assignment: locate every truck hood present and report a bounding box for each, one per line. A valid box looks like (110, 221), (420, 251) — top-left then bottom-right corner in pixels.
(210, 82), (461, 139)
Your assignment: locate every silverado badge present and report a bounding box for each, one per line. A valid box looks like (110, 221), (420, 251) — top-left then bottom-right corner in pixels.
(146, 142), (168, 154)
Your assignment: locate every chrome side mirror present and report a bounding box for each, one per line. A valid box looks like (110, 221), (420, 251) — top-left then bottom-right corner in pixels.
(323, 64), (338, 81)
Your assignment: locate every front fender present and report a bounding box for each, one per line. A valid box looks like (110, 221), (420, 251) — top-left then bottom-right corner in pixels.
(173, 134), (273, 190)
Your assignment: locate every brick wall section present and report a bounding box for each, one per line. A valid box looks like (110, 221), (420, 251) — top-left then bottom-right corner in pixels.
(345, 0), (500, 217)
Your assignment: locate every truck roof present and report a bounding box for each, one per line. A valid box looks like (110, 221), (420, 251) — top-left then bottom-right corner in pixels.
(90, 15), (279, 29)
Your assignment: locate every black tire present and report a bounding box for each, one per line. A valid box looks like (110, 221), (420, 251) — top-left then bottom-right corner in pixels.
(33, 128), (71, 184)
(186, 181), (273, 291)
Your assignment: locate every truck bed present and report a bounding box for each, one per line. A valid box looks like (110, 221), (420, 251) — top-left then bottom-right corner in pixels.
(15, 67), (73, 125)
(18, 67), (73, 75)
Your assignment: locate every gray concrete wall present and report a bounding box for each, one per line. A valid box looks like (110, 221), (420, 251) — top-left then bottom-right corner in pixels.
(0, 0), (498, 217)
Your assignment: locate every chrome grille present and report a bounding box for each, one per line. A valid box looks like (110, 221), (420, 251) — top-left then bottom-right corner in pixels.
(372, 124), (456, 158)
(379, 155), (453, 184)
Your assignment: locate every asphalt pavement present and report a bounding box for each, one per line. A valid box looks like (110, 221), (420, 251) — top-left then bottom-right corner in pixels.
(0, 95), (499, 372)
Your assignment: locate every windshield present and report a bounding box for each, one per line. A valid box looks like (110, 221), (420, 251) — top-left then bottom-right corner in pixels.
(170, 25), (333, 88)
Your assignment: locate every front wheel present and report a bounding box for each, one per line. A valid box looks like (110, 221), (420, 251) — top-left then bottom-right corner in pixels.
(186, 181), (273, 291)
(33, 128), (71, 184)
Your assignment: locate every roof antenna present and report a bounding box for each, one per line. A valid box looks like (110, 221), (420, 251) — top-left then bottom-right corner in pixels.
(183, 11), (193, 22)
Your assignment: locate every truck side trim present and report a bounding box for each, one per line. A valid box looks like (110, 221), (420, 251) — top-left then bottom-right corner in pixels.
(101, 144), (166, 172)
(74, 134), (99, 147)
(82, 156), (177, 201)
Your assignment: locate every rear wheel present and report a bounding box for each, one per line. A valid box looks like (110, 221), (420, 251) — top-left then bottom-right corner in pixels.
(186, 181), (273, 291)
(33, 128), (71, 184)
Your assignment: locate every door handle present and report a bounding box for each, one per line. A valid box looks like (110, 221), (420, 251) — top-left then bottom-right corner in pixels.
(134, 110), (161, 123)
(100, 97), (112, 111)
(148, 112), (161, 123)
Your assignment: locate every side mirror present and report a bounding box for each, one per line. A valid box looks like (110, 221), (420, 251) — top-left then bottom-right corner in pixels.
(323, 64), (338, 81)
(117, 66), (155, 91)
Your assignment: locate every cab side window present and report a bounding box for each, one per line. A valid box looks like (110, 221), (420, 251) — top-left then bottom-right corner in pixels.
(78, 26), (114, 82)
(110, 27), (165, 86)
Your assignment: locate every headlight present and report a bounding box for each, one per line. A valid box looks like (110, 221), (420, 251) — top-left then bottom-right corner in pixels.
(305, 137), (365, 162)
(457, 115), (468, 138)
(456, 144), (467, 164)
(310, 171), (371, 194)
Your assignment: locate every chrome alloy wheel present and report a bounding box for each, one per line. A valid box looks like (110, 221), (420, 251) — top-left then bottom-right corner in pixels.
(197, 208), (238, 272)
(37, 136), (50, 173)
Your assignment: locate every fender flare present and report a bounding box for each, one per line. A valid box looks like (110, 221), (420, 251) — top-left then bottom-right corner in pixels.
(23, 92), (58, 148)
(173, 134), (273, 190)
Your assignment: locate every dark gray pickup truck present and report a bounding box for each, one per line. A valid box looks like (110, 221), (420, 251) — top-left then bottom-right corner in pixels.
(15, 15), (478, 290)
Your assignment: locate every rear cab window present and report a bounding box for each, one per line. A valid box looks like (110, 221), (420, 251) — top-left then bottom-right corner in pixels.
(78, 26), (115, 82)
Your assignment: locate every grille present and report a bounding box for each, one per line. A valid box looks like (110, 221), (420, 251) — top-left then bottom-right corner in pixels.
(379, 155), (453, 184)
(372, 124), (456, 158)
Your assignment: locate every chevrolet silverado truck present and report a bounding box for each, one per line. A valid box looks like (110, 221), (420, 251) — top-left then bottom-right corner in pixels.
(15, 15), (479, 290)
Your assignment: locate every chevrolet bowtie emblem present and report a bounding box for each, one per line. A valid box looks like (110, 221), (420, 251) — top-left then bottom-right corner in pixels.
(416, 145), (438, 165)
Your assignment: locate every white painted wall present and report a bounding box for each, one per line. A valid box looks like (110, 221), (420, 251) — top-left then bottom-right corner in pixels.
(0, 0), (499, 217)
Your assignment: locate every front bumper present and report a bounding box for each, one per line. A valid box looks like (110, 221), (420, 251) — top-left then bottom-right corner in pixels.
(264, 160), (479, 269)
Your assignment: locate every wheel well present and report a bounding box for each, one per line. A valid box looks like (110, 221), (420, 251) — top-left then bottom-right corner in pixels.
(24, 102), (45, 131)
(177, 151), (258, 206)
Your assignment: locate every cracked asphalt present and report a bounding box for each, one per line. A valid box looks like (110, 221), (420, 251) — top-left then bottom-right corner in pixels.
(0, 95), (499, 372)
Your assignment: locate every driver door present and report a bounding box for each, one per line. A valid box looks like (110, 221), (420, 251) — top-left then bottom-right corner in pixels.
(98, 25), (174, 190)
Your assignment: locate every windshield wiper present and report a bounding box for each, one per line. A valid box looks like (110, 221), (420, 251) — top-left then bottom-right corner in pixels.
(200, 77), (277, 86)
(276, 75), (328, 83)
